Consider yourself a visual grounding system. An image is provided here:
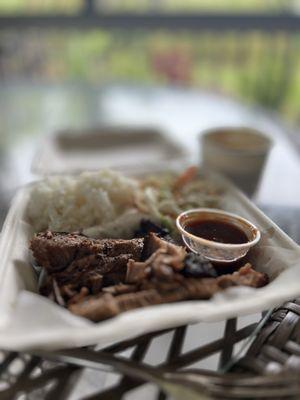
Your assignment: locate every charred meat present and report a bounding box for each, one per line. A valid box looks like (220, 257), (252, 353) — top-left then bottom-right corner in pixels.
(31, 231), (143, 302)
(69, 263), (268, 322)
(30, 231), (143, 273)
(31, 231), (268, 323)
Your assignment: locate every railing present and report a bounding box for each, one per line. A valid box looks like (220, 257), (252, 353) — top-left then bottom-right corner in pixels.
(1, 12), (300, 31)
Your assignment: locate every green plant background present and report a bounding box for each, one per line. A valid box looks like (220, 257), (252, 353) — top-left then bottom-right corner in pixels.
(1, 0), (300, 121)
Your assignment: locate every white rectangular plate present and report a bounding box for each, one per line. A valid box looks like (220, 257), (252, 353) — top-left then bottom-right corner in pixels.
(0, 174), (299, 351)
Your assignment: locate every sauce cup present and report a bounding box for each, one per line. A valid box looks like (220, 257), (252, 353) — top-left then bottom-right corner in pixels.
(176, 208), (261, 263)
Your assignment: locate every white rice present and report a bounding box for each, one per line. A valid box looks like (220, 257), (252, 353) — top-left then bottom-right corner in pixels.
(27, 170), (139, 232)
(27, 168), (222, 236)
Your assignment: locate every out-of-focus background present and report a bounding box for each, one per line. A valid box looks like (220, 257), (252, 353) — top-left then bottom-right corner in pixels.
(2, 0), (300, 115)
(0, 0), (300, 238)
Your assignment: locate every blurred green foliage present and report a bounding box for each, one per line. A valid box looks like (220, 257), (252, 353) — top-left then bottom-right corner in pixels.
(0, 0), (300, 120)
(0, 0), (82, 14)
(1, 29), (299, 119)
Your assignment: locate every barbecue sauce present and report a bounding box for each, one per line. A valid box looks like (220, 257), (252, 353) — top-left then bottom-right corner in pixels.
(186, 219), (248, 244)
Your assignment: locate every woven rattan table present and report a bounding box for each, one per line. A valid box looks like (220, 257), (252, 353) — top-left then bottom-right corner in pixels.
(1, 302), (300, 400)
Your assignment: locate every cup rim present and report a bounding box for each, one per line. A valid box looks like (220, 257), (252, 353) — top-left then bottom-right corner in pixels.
(176, 208), (261, 250)
(200, 126), (273, 156)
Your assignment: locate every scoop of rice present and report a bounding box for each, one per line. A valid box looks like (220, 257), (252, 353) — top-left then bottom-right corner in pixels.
(27, 170), (139, 232)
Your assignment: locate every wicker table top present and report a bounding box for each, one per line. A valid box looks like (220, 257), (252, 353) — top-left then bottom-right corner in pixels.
(1, 302), (300, 400)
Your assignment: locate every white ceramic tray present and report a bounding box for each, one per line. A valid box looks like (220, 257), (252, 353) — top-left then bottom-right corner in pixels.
(0, 174), (299, 351)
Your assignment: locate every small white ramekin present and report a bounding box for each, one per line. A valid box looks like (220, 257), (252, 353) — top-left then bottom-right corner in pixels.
(176, 208), (261, 263)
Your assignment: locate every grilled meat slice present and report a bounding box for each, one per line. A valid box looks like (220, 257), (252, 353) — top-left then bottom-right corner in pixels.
(218, 263), (268, 288)
(70, 263), (268, 322)
(142, 231), (181, 260)
(32, 231), (144, 300)
(33, 231), (268, 322)
(127, 233), (186, 284)
(30, 231), (144, 273)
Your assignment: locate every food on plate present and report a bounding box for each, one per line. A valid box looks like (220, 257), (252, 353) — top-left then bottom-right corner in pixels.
(69, 263), (267, 322)
(31, 231), (143, 273)
(30, 229), (268, 322)
(27, 167), (267, 323)
(138, 166), (222, 234)
(30, 231), (144, 299)
(27, 167), (222, 237)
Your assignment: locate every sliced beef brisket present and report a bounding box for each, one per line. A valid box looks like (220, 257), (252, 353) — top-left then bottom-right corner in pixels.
(31, 231), (144, 301)
(69, 263), (268, 322)
(30, 231), (143, 273)
(32, 231), (268, 323)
